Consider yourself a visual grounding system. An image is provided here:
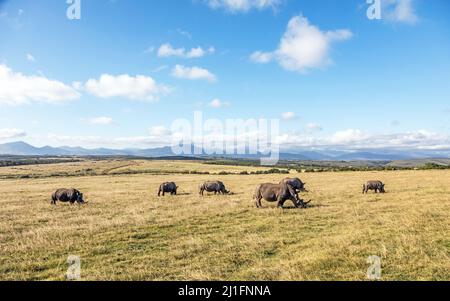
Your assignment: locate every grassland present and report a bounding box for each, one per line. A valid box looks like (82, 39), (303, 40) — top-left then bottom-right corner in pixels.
(0, 159), (449, 281)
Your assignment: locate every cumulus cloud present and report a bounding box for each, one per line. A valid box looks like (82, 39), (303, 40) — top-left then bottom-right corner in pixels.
(330, 129), (369, 145)
(171, 65), (217, 82)
(277, 129), (450, 151)
(209, 98), (230, 108)
(84, 73), (169, 101)
(383, 0), (418, 24)
(34, 128), (450, 152)
(0, 64), (81, 105)
(157, 43), (215, 59)
(205, 0), (281, 12)
(87, 117), (113, 125)
(0, 128), (26, 140)
(250, 15), (352, 73)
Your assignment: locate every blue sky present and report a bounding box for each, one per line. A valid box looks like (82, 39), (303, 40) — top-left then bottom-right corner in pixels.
(1, 0), (450, 151)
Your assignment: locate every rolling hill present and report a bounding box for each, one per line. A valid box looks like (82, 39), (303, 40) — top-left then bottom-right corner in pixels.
(0, 141), (449, 161)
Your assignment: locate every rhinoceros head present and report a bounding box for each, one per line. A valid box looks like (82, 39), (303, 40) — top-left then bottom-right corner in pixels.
(77, 192), (85, 203)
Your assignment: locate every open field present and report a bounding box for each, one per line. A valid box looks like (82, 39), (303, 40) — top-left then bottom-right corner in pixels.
(0, 158), (273, 179)
(0, 160), (449, 280)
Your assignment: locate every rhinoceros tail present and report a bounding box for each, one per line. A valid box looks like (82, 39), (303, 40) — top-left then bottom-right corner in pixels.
(253, 185), (261, 200)
(157, 185), (163, 197)
(51, 192), (57, 204)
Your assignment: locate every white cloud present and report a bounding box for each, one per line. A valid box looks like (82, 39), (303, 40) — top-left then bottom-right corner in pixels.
(88, 117), (113, 125)
(30, 129), (450, 152)
(250, 51), (274, 64)
(209, 98), (230, 108)
(171, 65), (217, 82)
(281, 112), (298, 120)
(384, 0), (418, 24)
(26, 53), (35, 62)
(251, 15), (352, 73)
(44, 134), (170, 149)
(0, 128), (26, 140)
(84, 73), (169, 101)
(276, 129), (450, 151)
(205, 0), (281, 12)
(0, 64), (81, 105)
(149, 126), (172, 137)
(330, 129), (369, 145)
(187, 47), (206, 58)
(157, 43), (215, 59)
(158, 43), (185, 58)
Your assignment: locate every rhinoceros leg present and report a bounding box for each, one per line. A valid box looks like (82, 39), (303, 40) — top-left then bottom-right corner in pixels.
(255, 196), (262, 208)
(277, 196), (286, 209)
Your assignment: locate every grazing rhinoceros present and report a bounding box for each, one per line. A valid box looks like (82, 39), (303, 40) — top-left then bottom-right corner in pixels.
(363, 181), (386, 194)
(199, 181), (230, 196)
(51, 188), (84, 205)
(254, 183), (311, 209)
(158, 182), (178, 196)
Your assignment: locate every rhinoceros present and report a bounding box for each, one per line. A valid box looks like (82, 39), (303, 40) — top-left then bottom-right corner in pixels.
(199, 181), (230, 196)
(254, 182), (311, 209)
(51, 188), (84, 205)
(158, 182), (178, 196)
(363, 181), (386, 194)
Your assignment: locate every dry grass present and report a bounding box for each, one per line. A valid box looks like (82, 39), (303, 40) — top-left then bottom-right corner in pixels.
(0, 159), (270, 179)
(0, 160), (449, 280)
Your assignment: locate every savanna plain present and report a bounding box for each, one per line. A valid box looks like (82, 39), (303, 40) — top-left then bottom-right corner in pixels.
(0, 159), (449, 280)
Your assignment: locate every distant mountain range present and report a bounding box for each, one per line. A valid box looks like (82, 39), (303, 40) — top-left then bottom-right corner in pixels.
(0, 141), (449, 161)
